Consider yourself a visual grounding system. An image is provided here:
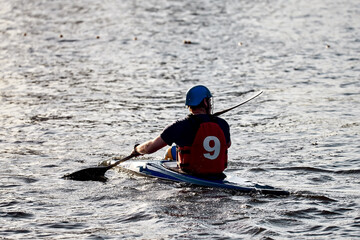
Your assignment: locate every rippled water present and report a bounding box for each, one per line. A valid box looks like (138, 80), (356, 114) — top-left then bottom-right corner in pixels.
(1, 0), (359, 239)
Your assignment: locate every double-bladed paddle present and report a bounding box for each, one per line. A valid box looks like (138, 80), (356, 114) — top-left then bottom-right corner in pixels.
(63, 90), (263, 182)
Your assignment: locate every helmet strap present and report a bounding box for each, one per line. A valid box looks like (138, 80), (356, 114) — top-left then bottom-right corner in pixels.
(204, 98), (213, 115)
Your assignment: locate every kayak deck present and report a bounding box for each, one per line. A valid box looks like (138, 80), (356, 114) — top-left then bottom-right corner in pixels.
(114, 160), (289, 196)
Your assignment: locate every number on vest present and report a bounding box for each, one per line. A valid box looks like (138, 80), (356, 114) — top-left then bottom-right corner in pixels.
(203, 136), (220, 160)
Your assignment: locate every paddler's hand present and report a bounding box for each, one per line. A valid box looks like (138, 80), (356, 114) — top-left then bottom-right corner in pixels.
(131, 144), (142, 157)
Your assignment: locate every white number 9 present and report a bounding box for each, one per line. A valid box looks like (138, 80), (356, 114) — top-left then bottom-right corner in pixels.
(203, 136), (220, 160)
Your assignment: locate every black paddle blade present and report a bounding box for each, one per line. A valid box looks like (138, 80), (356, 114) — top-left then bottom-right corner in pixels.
(62, 166), (111, 182)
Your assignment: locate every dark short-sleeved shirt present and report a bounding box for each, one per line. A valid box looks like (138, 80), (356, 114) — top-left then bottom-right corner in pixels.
(161, 114), (230, 147)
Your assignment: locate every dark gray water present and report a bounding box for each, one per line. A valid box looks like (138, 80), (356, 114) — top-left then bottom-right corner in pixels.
(1, 0), (359, 239)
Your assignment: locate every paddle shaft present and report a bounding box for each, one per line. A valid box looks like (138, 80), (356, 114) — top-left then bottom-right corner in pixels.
(109, 153), (138, 169)
(213, 90), (263, 117)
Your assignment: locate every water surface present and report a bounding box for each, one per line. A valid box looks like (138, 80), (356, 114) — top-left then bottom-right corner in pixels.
(1, 0), (359, 239)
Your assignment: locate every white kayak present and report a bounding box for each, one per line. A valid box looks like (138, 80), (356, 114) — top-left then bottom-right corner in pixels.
(113, 160), (290, 196)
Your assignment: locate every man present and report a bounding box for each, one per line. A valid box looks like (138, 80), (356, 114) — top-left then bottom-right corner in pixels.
(131, 85), (231, 175)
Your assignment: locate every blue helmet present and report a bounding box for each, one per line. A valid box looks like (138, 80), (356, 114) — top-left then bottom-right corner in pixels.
(185, 85), (212, 106)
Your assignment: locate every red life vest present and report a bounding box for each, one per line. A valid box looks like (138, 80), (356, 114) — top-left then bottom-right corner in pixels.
(177, 121), (228, 175)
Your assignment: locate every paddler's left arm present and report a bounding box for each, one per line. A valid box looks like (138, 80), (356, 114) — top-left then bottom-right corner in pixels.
(132, 136), (168, 156)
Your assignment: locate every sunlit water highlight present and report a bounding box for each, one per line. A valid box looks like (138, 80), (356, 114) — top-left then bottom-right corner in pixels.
(1, 0), (359, 239)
